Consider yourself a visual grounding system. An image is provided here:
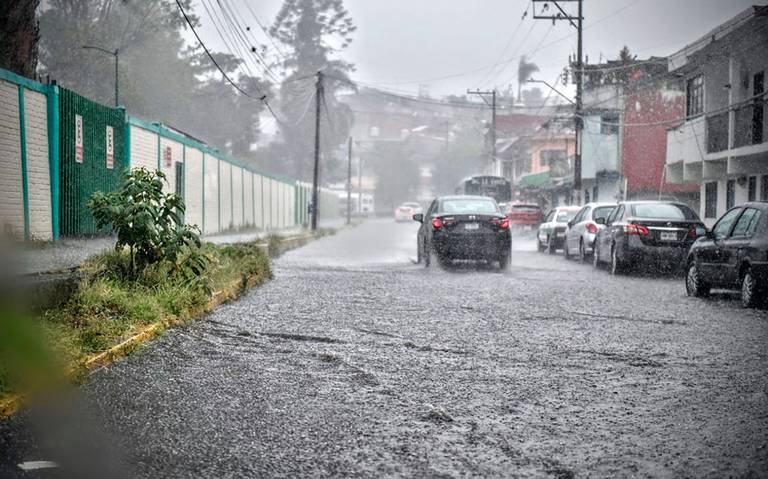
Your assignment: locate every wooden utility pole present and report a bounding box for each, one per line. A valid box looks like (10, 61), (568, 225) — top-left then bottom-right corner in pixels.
(467, 89), (497, 174)
(532, 0), (583, 193)
(346, 136), (352, 225)
(311, 71), (323, 231)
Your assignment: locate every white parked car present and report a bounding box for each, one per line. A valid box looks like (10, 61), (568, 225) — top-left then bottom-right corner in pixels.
(394, 202), (423, 222)
(564, 202), (617, 262)
(537, 206), (581, 253)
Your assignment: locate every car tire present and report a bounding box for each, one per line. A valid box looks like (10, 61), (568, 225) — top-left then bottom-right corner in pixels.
(741, 268), (763, 308)
(564, 240), (572, 260)
(537, 237), (545, 252)
(498, 252), (510, 270)
(593, 243), (601, 269)
(610, 245), (625, 275)
(424, 241), (432, 268)
(547, 235), (556, 255)
(416, 239), (422, 264)
(579, 240), (588, 264)
(685, 261), (710, 298)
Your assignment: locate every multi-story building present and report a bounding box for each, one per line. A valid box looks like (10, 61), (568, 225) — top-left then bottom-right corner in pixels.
(665, 6), (768, 225)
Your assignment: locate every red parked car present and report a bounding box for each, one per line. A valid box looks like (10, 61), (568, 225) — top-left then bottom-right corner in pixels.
(506, 203), (543, 231)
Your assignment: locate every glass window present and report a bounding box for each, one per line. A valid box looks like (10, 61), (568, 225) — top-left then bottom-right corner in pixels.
(544, 210), (556, 223)
(748, 176), (757, 202)
(686, 75), (704, 118)
(726, 179), (735, 209)
(556, 210), (578, 223)
(592, 206), (615, 222)
(731, 208), (761, 238)
(761, 176), (768, 201)
(601, 113), (619, 135)
(630, 203), (698, 220)
(574, 207), (589, 223)
(712, 207), (742, 239)
(705, 182), (717, 218)
(440, 199), (499, 214)
(606, 205), (622, 224)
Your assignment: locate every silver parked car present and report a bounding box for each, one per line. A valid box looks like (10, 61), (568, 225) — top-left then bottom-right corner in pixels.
(564, 202), (617, 262)
(536, 206), (581, 254)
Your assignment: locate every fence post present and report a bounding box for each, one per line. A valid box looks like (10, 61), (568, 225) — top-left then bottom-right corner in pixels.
(47, 84), (60, 240)
(17, 86), (29, 240)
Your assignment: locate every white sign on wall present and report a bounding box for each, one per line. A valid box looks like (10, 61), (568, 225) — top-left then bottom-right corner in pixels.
(106, 125), (114, 169)
(75, 114), (84, 163)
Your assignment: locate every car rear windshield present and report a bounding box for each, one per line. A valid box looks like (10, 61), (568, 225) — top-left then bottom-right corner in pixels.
(630, 203), (698, 220)
(402, 203), (419, 208)
(592, 206), (615, 221)
(441, 199), (499, 214)
(511, 205), (541, 213)
(556, 210), (577, 222)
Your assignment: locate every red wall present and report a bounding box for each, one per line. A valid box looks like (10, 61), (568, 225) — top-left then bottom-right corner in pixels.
(622, 74), (697, 194)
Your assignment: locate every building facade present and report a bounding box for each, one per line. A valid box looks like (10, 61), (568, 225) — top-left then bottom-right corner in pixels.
(665, 6), (768, 225)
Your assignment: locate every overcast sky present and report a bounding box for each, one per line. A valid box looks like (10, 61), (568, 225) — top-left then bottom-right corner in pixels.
(196, 0), (757, 99)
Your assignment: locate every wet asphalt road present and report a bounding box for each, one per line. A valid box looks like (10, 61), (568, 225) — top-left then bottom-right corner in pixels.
(2, 219), (767, 478)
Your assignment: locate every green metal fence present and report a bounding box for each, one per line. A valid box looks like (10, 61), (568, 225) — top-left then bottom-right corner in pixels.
(59, 88), (126, 236)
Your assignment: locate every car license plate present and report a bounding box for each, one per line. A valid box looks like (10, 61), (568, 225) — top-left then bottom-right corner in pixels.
(660, 231), (677, 241)
(465, 223), (479, 230)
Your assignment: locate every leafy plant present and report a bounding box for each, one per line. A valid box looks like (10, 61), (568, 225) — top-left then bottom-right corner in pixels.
(87, 168), (209, 286)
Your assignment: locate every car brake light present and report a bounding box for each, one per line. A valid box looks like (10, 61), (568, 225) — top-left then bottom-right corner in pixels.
(432, 218), (443, 230)
(586, 223), (599, 234)
(491, 217), (510, 229)
(623, 224), (649, 236)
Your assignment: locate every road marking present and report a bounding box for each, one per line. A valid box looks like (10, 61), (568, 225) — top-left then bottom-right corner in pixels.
(17, 461), (59, 471)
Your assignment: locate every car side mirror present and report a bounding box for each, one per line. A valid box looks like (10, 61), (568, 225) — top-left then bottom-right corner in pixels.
(595, 217), (606, 225)
(412, 213), (424, 223)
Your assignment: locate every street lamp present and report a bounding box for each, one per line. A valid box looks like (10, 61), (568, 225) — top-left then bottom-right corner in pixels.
(82, 45), (119, 107)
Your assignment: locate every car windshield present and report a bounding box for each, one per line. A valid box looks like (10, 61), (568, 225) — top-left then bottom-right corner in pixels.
(512, 206), (541, 213)
(556, 210), (578, 222)
(592, 206), (615, 221)
(630, 203), (698, 220)
(441, 199), (498, 214)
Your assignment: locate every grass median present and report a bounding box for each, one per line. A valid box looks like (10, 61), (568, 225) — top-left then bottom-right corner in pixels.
(0, 240), (272, 403)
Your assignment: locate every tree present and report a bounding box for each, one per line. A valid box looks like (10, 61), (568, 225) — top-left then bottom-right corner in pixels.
(517, 56), (539, 101)
(618, 45), (636, 64)
(270, 0), (356, 181)
(0, 0), (40, 78)
(368, 141), (420, 211)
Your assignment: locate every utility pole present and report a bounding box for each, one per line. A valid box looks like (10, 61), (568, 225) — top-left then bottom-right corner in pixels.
(466, 89), (497, 175)
(82, 45), (119, 106)
(346, 136), (352, 225)
(311, 71), (323, 231)
(357, 153), (363, 215)
(532, 0), (583, 194)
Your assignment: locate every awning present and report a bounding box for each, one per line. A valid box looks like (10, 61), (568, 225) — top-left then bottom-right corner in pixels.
(517, 171), (551, 188)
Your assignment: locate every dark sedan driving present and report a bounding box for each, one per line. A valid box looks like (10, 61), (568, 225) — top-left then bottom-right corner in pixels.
(414, 195), (511, 269)
(593, 201), (705, 274)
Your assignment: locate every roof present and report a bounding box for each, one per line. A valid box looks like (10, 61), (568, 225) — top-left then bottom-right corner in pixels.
(669, 5), (768, 71)
(438, 195), (497, 201)
(518, 171), (551, 188)
(494, 114), (549, 135)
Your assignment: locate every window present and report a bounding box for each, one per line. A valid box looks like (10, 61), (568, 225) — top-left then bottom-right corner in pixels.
(731, 208), (761, 238)
(440, 199), (499, 214)
(748, 176), (757, 202)
(754, 71), (764, 144)
(556, 209), (578, 223)
(712, 207), (742, 239)
(592, 206), (615, 222)
(705, 182), (718, 218)
(686, 75), (704, 118)
(726, 179), (735, 209)
(593, 186), (599, 203)
(573, 207), (589, 224)
(544, 210), (556, 223)
(630, 203), (698, 220)
(601, 113), (619, 135)
(607, 205), (623, 224)
(763, 176), (768, 201)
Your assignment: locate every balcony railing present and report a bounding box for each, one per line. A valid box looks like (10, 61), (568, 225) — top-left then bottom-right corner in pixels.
(734, 100), (766, 148)
(706, 111), (729, 153)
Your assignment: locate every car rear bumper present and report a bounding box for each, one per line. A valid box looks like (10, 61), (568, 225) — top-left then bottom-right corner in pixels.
(623, 237), (692, 266)
(433, 234), (511, 260)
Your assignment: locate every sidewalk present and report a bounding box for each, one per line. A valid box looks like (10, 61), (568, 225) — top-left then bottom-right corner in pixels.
(13, 218), (349, 276)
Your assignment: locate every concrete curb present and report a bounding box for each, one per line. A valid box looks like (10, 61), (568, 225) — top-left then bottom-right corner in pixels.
(0, 228), (343, 419)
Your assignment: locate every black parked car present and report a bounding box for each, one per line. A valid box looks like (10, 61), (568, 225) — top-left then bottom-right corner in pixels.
(414, 195), (512, 269)
(593, 201), (705, 275)
(685, 202), (768, 308)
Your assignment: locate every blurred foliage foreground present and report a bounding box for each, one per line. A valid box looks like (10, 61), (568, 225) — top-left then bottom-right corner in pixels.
(0, 169), (273, 403)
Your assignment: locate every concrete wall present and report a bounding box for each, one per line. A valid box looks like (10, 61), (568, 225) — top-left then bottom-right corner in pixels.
(0, 79), (24, 237)
(184, 147), (203, 231)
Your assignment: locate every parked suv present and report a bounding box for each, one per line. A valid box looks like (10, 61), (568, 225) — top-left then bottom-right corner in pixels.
(685, 202), (768, 308)
(593, 201), (705, 274)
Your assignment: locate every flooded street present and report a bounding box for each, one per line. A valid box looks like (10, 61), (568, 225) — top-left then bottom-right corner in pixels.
(3, 219), (767, 478)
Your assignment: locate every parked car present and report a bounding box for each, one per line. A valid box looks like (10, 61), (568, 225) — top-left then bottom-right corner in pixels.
(395, 202), (423, 222)
(593, 201), (705, 275)
(564, 202), (617, 262)
(536, 206), (581, 254)
(414, 195), (511, 269)
(685, 202), (768, 308)
(507, 203), (543, 231)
